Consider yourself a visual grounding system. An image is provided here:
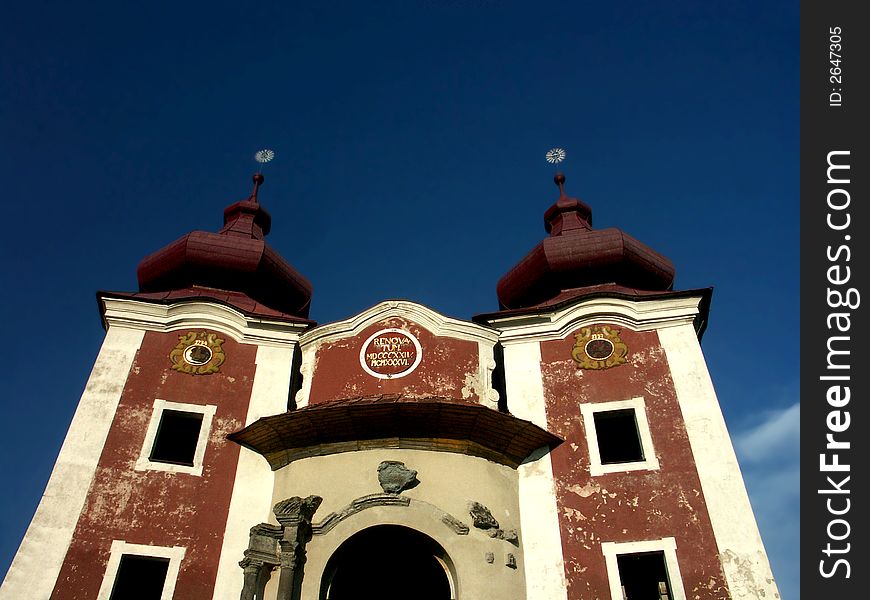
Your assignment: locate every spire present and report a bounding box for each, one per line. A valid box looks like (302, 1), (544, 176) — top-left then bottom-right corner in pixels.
(219, 173), (272, 239)
(544, 172), (592, 235)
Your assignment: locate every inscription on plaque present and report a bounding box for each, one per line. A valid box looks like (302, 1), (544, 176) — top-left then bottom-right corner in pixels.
(359, 328), (422, 379)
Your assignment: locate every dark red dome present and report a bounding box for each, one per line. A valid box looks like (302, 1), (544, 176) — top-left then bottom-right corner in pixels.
(496, 174), (675, 310)
(136, 174), (313, 318)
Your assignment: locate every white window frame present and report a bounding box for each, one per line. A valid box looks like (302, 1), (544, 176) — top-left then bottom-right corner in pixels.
(601, 537), (686, 600)
(579, 397), (659, 476)
(96, 540), (186, 600)
(135, 399), (217, 476)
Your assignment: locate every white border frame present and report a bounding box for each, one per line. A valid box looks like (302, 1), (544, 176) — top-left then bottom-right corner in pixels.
(579, 397), (659, 476)
(96, 540), (186, 600)
(600, 537), (686, 600)
(358, 328), (423, 379)
(135, 399), (217, 476)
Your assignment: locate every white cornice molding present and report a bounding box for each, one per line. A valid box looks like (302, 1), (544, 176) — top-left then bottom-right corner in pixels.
(300, 300), (500, 346)
(483, 295), (704, 343)
(100, 297), (307, 346)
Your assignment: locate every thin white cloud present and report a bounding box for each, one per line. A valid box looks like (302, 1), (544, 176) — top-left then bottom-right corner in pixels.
(731, 401), (800, 600)
(733, 402), (800, 464)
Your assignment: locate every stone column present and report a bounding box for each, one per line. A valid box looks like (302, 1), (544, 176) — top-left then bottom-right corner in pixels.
(239, 557), (266, 600)
(238, 523), (282, 600)
(273, 495), (323, 600)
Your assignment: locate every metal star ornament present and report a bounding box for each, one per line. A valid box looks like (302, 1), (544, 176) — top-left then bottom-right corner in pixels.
(545, 147), (566, 164)
(254, 149), (275, 164)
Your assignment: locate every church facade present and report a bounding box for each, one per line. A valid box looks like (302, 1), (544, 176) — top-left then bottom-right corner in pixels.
(1, 173), (779, 600)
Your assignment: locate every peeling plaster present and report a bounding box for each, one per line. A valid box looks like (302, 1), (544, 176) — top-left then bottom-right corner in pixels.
(48, 330), (256, 599)
(538, 325), (736, 600)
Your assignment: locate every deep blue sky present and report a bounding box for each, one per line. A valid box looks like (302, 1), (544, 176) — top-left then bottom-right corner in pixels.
(1, 1), (799, 597)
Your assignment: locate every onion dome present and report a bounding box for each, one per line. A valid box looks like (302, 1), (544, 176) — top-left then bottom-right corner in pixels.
(496, 173), (675, 310)
(136, 173), (313, 318)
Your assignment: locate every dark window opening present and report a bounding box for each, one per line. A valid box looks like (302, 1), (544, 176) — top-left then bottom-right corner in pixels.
(492, 343), (508, 412)
(594, 409), (644, 464)
(323, 525), (452, 600)
(617, 551), (672, 600)
(288, 343), (303, 411)
(149, 410), (203, 466)
(109, 554), (170, 600)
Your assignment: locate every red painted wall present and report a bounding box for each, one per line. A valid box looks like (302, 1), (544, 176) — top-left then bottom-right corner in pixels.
(51, 330), (257, 599)
(539, 325), (731, 600)
(307, 318), (483, 404)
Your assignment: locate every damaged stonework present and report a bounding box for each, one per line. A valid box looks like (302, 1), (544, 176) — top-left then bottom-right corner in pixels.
(377, 461), (419, 494)
(240, 495), (322, 600)
(442, 513), (471, 535)
(312, 494), (411, 536)
(469, 501), (500, 530)
(239, 523), (282, 600)
(310, 493), (471, 538)
(487, 527), (520, 547)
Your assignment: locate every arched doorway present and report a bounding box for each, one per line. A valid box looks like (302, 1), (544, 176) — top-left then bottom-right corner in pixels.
(321, 525), (455, 600)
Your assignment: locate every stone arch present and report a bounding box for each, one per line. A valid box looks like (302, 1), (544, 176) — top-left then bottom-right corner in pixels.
(319, 524), (456, 600)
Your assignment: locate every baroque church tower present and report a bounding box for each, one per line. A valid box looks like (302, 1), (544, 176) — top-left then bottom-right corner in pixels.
(1, 173), (779, 600)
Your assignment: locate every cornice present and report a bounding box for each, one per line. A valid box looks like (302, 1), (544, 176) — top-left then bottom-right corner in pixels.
(482, 295), (706, 344)
(99, 296), (307, 346)
(300, 300), (500, 346)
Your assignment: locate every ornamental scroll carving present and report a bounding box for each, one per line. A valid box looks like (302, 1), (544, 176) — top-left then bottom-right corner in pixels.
(169, 331), (226, 375)
(571, 325), (629, 370)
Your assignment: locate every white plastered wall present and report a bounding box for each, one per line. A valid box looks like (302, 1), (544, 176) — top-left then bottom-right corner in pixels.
(658, 324), (780, 600)
(212, 344), (296, 600)
(0, 326), (145, 599)
(502, 340), (568, 600)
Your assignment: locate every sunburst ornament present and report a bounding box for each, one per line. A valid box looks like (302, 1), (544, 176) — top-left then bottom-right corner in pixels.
(255, 148), (275, 164)
(545, 147), (567, 164)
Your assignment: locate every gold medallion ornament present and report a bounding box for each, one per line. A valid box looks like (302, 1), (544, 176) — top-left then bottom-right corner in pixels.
(169, 331), (226, 375)
(571, 325), (628, 369)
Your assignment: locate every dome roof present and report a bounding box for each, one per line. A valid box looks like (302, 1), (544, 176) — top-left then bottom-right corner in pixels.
(496, 174), (675, 310)
(136, 174), (313, 318)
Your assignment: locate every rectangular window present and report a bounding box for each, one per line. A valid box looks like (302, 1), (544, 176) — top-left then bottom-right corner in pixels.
(136, 400), (216, 476)
(150, 410), (204, 466)
(97, 541), (185, 600)
(593, 409), (644, 464)
(109, 555), (170, 600)
(616, 551), (671, 600)
(580, 397), (659, 476)
(601, 538), (685, 600)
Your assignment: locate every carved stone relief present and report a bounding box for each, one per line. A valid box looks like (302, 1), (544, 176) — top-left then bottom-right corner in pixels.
(441, 513), (470, 535)
(377, 461), (419, 494)
(468, 501), (499, 530)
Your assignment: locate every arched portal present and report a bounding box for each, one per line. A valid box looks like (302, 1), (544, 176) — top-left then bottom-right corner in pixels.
(321, 525), (455, 600)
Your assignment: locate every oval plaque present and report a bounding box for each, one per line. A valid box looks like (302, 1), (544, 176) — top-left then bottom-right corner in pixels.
(184, 343), (213, 365)
(584, 338), (614, 360)
(359, 328), (422, 379)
